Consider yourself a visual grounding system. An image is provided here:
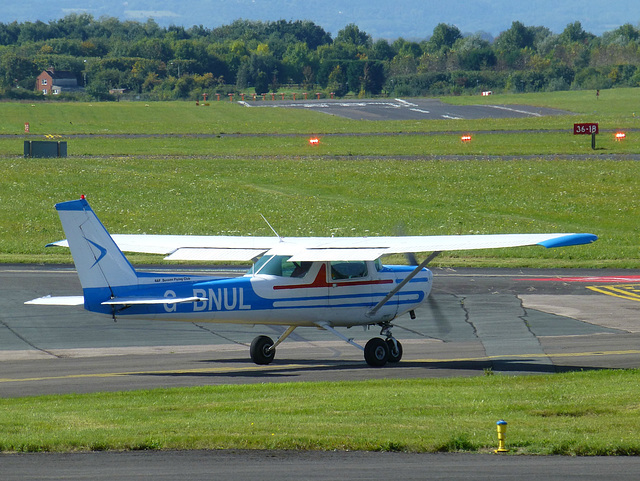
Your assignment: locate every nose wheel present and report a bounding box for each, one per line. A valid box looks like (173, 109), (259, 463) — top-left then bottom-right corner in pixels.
(386, 338), (403, 363)
(364, 324), (403, 367)
(364, 338), (388, 367)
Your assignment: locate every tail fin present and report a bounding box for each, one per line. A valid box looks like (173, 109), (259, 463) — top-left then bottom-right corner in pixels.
(55, 198), (138, 294)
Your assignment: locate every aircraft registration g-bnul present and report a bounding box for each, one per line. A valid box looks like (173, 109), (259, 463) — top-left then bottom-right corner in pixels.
(27, 197), (598, 367)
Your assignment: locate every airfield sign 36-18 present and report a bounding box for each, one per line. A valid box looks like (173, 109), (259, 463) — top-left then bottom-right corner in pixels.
(574, 122), (599, 150)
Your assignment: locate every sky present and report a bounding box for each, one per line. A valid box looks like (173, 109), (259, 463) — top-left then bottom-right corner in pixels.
(2, 0), (640, 39)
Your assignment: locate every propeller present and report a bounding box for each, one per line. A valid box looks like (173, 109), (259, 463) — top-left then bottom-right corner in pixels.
(396, 224), (418, 266)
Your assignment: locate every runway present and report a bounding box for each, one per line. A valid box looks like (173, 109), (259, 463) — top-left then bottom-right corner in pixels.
(242, 97), (571, 121)
(2, 265), (639, 398)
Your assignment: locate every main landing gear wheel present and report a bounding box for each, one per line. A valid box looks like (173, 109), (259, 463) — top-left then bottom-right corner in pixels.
(386, 339), (403, 363)
(250, 335), (275, 365)
(364, 337), (389, 367)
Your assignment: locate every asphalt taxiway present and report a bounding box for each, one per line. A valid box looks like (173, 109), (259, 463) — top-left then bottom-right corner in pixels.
(3, 450), (640, 481)
(2, 265), (639, 397)
(3, 265), (640, 479)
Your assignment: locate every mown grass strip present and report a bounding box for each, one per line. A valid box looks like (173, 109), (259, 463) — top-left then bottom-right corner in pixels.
(1, 157), (637, 266)
(2, 129), (639, 157)
(1, 370), (638, 455)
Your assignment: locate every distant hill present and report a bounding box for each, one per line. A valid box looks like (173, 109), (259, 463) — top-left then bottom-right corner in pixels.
(2, 0), (639, 39)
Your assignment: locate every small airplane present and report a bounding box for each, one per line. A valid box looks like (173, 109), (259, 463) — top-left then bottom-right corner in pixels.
(27, 197), (598, 367)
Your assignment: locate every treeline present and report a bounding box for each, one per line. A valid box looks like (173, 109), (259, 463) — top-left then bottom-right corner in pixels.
(1, 14), (640, 100)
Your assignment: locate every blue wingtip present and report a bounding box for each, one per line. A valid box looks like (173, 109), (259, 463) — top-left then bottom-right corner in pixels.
(538, 233), (598, 248)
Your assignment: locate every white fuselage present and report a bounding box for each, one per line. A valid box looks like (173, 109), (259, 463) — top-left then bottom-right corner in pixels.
(89, 260), (433, 328)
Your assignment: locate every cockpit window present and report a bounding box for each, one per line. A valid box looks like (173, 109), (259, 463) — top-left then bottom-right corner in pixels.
(330, 261), (368, 280)
(253, 255), (312, 278)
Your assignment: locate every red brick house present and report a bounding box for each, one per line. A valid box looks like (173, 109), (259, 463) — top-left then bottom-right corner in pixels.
(36, 68), (80, 95)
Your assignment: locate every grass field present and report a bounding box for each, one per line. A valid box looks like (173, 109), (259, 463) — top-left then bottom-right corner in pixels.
(2, 155), (638, 266)
(1, 89), (640, 455)
(1, 91), (639, 266)
(1, 370), (639, 455)
(1, 88), (639, 136)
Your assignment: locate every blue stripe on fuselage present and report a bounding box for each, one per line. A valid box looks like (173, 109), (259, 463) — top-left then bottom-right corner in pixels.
(82, 271), (430, 317)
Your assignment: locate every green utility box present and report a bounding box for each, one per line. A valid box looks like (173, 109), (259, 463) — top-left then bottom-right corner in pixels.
(24, 140), (67, 158)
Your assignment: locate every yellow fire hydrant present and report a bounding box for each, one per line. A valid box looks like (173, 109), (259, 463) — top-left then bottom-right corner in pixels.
(495, 420), (509, 453)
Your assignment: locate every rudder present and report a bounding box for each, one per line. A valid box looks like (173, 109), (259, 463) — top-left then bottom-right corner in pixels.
(55, 198), (139, 294)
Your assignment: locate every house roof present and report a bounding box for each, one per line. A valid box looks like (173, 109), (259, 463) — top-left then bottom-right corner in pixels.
(43, 70), (77, 80)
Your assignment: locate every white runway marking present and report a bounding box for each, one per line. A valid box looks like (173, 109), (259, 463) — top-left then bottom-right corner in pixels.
(394, 99), (418, 107)
(485, 105), (542, 117)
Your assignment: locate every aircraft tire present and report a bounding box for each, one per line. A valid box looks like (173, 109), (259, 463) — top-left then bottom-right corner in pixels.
(386, 339), (403, 363)
(250, 335), (275, 365)
(364, 337), (389, 367)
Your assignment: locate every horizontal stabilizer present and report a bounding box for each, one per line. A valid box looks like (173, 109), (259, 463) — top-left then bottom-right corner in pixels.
(101, 296), (206, 306)
(25, 295), (85, 306)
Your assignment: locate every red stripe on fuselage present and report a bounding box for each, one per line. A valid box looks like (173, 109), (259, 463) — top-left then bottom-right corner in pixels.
(273, 264), (394, 290)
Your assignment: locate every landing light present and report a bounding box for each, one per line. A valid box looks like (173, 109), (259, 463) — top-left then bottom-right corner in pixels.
(461, 135), (472, 142)
(615, 132), (626, 141)
(309, 137), (320, 145)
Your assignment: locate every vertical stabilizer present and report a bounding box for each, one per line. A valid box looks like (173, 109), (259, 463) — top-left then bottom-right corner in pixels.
(55, 198), (138, 293)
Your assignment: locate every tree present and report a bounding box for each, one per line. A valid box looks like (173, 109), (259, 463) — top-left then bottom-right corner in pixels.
(495, 21), (535, 51)
(346, 61), (364, 93)
(0, 51), (37, 88)
(362, 61), (385, 94)
(335, 24), (371, 49)
(17, 20), (51, 43)
(559, 21), (591, 44)
(494, 21), (537, 69)
(327, 64), (347, 96)
(370, 39), (394, 60)
(50, 13), (95, 41)
(0, 21), (21, 45)
(427, 24), (462, 52)
(283, 42), (317, 83)
(142, 72), (161, 92)
(174, 75), (195, 98)
(393, 38), (422, 58)
(85, 80), (114, 100)
(280, 20), (331, 50)
(254, 70), (269, 94)
(602, 24), (640, 46)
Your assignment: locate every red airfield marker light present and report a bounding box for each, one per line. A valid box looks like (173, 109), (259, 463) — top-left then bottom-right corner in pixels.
(309, 137), (320, 146)
(615, 132), (626, 141)
(461, 134), (472, 142)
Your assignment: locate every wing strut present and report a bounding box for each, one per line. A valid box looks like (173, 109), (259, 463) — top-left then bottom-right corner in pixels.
(266, 325), (297, 353)
(315, 322), (365, 351)
(367, 251), (442, 316)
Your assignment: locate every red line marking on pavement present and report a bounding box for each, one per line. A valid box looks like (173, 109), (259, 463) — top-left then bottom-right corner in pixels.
(521, 276), (640, 283)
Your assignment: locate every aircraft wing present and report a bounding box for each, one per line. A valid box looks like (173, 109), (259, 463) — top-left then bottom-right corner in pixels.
(48, 235), (280, 261)
(288, 233), (598, 261)
(49, 232), (597, 262)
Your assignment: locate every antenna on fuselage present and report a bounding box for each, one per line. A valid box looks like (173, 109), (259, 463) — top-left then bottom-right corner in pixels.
(260, 213), (283, 242)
